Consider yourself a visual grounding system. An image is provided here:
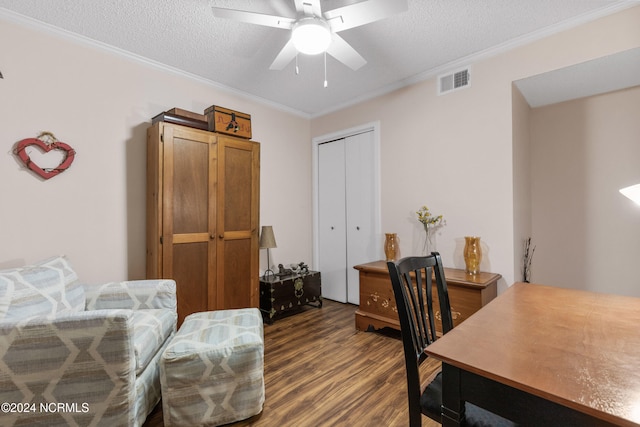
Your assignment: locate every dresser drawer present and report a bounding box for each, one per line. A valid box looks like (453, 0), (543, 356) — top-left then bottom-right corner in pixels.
(354, 261), (499, 333)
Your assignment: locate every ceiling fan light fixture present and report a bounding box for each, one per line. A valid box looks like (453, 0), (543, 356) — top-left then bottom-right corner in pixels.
(292, 18), (331, 55)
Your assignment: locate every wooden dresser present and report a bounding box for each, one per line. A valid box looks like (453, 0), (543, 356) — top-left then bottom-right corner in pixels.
(354, 260), (500, 333)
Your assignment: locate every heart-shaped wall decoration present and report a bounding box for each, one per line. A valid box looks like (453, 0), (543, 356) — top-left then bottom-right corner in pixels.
(15, 134), (76, 180)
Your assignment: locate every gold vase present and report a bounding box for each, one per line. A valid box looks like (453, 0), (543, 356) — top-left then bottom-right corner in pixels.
(463, 236), (482, 274)
(384, 233), (398, 262)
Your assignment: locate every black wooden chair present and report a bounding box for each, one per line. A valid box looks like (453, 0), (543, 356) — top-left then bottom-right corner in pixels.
(387, 253), (516, 427)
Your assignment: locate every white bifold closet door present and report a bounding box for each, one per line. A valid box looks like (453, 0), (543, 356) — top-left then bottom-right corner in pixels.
(318, 130), (376, 304)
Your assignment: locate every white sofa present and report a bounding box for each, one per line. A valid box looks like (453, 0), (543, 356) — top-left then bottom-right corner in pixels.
(0, 256), (177, 426)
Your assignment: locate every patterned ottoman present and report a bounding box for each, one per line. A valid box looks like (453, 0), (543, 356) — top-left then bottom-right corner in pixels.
(160, 309), (265, 426)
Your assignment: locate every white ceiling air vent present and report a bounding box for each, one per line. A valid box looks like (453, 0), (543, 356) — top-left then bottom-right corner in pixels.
(438, 67), (471, 95)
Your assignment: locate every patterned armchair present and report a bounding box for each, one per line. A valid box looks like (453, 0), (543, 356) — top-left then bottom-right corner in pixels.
(0, 256), (177, 426)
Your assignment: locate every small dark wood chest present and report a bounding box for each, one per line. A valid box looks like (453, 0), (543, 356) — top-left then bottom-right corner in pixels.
(260, 271), (322, 323)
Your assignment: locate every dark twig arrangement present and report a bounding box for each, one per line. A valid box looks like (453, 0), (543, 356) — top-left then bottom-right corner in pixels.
(522, 237), (536, 283)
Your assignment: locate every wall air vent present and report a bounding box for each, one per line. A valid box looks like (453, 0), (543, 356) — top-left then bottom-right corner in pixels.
(438, 67), (471, 95)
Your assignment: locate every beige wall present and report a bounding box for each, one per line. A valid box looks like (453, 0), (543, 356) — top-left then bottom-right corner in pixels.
(2, 6), (639, 292)
(511, 86), (532, 283)
(0, 16), (311, 283)
(311, 5), (640, 290)
(531, 86), (640, 296)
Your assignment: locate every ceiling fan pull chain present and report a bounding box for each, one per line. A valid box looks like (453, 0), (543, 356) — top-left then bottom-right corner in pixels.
(324, 52), (328, 88)
(295, 54), (299, 75)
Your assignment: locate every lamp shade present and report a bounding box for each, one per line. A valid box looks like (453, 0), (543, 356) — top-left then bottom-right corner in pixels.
(620, 183), (640, 205)
(259, 226), (277, 249)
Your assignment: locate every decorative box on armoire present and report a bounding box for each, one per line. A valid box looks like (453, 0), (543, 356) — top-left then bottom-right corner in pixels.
(146, 121), (260, 325)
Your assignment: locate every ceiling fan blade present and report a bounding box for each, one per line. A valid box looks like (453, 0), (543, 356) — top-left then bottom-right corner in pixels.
(326, 33), (366, 71)
(269, 39), (299, 70)
(293, 0), (322, 17)
(212, 7), (295, 29)
(269, 0), (296, 18)
(324, 0), (408, 32)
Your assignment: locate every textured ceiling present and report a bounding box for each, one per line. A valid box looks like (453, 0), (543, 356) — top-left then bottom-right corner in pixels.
(0, 0), (634, 116)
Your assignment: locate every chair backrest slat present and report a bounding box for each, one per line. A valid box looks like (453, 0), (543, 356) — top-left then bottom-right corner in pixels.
(387, 252), (453, 427)
(389, 254), (446, 360)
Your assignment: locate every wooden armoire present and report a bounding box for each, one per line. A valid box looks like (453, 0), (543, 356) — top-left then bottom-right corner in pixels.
(146, 121), (260, 325)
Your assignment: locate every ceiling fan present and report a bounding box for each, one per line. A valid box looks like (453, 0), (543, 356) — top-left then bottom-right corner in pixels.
(212, 0), (408, 72)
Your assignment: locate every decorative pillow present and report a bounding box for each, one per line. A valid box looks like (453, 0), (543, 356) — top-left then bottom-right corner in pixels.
(0, 256), (85, 322)
(34, 256), (85, 314)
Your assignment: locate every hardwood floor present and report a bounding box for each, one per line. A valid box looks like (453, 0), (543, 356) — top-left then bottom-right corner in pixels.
(144, 300), (441, 427)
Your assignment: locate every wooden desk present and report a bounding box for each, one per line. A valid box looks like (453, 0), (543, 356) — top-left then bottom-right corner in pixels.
(425, 282), (640, 427)
(353, 260), (500, 333)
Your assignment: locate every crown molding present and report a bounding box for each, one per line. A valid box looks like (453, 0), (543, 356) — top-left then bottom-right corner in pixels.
(311, 2), (637, 118)
(2, 3), (635, 121)
(0, 7), (311, 119)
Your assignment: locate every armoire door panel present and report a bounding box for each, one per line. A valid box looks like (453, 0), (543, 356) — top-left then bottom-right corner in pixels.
(173, 241), (209, 325)
(217, 136), (260, 310)
(172, 137), (210, 234)
(172, 233), (211, 244)
(220, 238), (253, 309)
(222, 230), (253, 240)
(222, 144), (253, 232)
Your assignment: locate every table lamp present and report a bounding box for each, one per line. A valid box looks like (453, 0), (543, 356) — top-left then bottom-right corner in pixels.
(259, 226), (277, 279)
